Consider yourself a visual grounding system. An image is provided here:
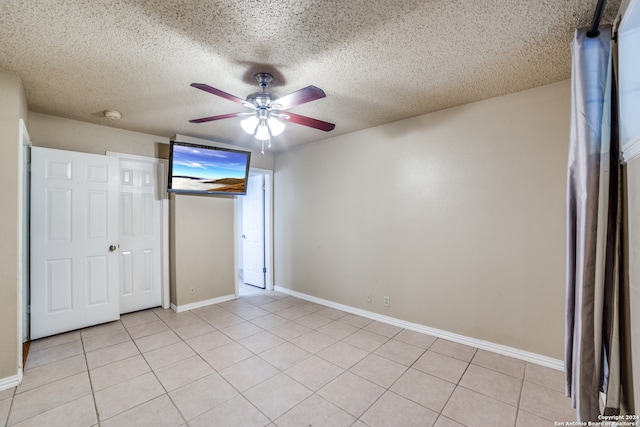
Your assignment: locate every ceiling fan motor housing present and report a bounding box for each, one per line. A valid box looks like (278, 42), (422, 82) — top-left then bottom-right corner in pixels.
(247, 73), (276, 108)
(246, 92), (275, 108)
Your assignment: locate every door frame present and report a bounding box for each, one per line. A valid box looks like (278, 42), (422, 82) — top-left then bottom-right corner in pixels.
(241, 173), (266, 289)
(18, 119), (31, 376)
(106, 151), (170, 309)
(236, 168), (273, 295)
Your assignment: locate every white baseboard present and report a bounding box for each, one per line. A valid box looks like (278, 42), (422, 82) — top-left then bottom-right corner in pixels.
(0, 368), (22, 392)
(274, 286), (564, 371)
(171, 294), (236, 313)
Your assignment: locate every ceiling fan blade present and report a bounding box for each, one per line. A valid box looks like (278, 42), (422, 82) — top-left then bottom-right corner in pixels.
(189, 112), (245, 123)
(272, 86), (326, 110)
(281, 112), (335, 132)
(190, 83), (253, 107)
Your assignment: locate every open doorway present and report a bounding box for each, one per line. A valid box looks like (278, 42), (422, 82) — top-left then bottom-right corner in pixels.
(237, 168), (273, 296)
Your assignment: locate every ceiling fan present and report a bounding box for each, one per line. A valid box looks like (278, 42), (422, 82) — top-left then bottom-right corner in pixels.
(189, 73), (335, 151)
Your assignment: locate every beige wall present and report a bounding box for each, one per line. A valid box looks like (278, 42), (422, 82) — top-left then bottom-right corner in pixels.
(169, 135), (274, 306)
(625, 158), (640, 411)
(274, 80), (569, 359)
(0, 71), (28, 379)
(29, 112), (169, 158)
(171, 193), (236, 305)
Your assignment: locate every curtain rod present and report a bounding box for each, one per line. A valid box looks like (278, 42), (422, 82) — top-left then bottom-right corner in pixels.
(587, 0), (607, 37)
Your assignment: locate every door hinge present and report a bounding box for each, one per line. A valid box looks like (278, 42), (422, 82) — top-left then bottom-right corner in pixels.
(263, 267), (267, 273)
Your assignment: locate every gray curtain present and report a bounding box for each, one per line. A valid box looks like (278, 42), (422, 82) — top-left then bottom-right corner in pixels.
(565, 25), (622, 421)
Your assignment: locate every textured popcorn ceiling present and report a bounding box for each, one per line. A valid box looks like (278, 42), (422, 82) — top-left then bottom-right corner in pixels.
(0, 0), (620, 150)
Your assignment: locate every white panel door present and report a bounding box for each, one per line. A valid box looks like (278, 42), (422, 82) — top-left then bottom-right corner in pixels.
(30, 147), (120, 339)
(242, 174), (265, 288)
(118, 159), (162, 313)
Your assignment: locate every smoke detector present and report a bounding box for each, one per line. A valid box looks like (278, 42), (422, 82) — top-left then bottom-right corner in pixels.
(103, 109), (122, 120)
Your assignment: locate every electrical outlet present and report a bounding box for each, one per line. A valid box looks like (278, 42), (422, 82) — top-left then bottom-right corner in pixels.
(383, 296), (390, 307)
(190, 286), (195, 294)
(366, 293), (371, 303)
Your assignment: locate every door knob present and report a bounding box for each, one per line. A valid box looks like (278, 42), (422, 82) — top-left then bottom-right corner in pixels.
(109, 245), (117, 252)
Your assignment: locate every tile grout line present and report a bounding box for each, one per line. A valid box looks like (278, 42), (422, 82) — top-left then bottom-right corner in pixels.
(90, 312), (193, 425)
(138, 311), (191, 427)
(244, 296), (407, 424)
(80, 326), (103, 427)
(154, 306), (273, 425)
(513, 363), (526, 427)
(223, 299), (330, 424)
(8, 331), (93, 426)
(3, 383), (17, 427)
(434, 346), (477, 426)
(96, 318), (153, 425)
(210, 293), (377, 425)
(365, 336), (447, 424)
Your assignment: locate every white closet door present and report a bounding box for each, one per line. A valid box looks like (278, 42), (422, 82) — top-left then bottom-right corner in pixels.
(30, 147), (120, 339)
(118, 158), (162, 313)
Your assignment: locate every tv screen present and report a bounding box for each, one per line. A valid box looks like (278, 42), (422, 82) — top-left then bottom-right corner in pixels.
(167, 141), (251, 195)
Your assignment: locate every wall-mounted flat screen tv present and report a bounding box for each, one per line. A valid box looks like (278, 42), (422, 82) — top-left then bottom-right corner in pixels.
(167, 141), (251, 195)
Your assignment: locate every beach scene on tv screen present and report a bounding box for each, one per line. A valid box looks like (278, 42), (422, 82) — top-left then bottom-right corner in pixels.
(171, 145), (248, 193)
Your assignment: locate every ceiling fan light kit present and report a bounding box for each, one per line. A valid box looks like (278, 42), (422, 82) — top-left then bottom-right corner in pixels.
(189, 72), (335, 153)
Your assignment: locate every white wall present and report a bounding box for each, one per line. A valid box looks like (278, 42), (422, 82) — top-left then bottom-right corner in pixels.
(274, 80), (569, 359)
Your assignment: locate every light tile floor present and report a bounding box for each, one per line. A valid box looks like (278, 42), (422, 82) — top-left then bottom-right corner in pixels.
(0, 285), (576, 426)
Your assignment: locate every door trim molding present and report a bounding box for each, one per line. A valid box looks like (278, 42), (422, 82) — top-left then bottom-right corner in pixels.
(18, 119), (31, 373)
(106, 151), (170, 309)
